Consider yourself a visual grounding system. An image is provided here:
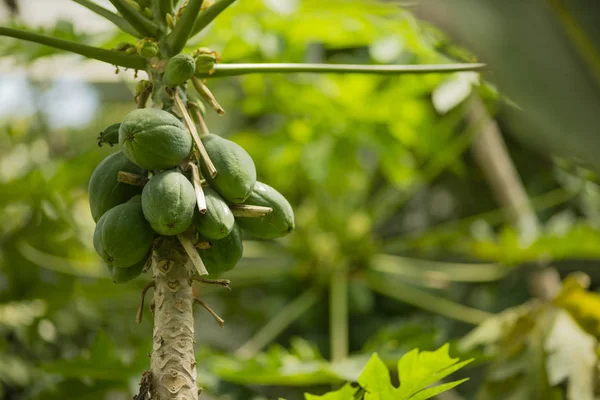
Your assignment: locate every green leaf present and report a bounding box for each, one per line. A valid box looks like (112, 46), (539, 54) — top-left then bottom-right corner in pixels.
(545, 310), (597, 400)
(165, 0), (204, 56)
(358, 353), (395, 399)
(191, 0), (238, 36)
(0, 27), (146, 69)
(304, 384), (356, 400)
(395, 344), (471, 399)
(72, 0), (141, 38)
(108, 0), (158, 38)
(304, 347), (471, 400)
(204, 63), (486, 78)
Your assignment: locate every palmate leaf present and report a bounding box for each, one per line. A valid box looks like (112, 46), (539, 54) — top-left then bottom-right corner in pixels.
(305, 345), (471, 400)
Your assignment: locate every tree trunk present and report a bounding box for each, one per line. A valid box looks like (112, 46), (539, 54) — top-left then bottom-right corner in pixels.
(150, 238), (199, 400)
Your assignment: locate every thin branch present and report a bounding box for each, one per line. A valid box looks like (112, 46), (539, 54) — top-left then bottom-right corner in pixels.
(194, 297), (224, 327)
(0, 27), (146, 70)
(72, 0), (141, 37)
(174, 90), (218, 177)
(191, 275), (230, 290)
(108, 0), (158, 38)
(235, 288), (321, 359)
(230, 205), (272, 218)
(191, 0), (237, 36)
(203, 62), (487, 77)
(165, 0), (204, 56)
(136, 281), (156, 324)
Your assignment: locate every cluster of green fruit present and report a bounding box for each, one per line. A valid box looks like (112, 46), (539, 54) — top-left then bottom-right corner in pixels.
(89, 107), (294, 283)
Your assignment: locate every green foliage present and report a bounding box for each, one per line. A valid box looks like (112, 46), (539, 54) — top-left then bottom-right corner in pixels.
(2, 0), (600, 399)
(304, 345), (471, 400)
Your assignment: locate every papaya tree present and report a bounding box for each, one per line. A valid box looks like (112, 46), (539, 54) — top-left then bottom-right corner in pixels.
(0, 1), (483, 399)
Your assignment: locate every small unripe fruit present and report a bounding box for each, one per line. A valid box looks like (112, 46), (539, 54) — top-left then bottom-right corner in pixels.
(163, 54), (196, 87)
(136, 38), (159, 58)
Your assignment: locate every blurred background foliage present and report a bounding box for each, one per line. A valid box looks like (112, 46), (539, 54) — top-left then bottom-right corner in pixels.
(2, 0), (600, 399)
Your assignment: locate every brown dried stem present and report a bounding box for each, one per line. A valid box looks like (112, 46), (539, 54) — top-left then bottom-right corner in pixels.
(177, 233), (209, 276)
(192, 275), (231, 290)
(194, 241), (212, 250)
(117, 171), (148, 186)
(194, 297), (225, 327)
(174, 90), (218, 178)
(136, 281), (155, 324)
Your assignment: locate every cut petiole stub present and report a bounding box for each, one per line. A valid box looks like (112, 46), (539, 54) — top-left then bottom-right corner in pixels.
(177, 233), (209, 276)
(230, 205), (273, 218)
(174, 91), (218, 178)
(188, 162), (207, 213)
(191, 76), (225, 115)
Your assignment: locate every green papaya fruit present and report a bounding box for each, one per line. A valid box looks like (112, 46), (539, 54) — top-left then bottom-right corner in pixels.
(119, 108), (192, 170)
(128, 194), (142, 204)
(200, 133), (256, 203)
(236, 182), (294, 239)
(198, 223), (243, 276)
(88, 151), (144, 222)
(107, 259), (145, 283)
(98, 123), (120, 147)
(142, 169), (196, 235)
(193, 187), (234, 240)
(94, 201), (155, 268)
(163, 54), (196, 86)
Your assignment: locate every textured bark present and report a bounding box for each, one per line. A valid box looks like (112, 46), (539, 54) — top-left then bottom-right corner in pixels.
(150, 238), (198, 400)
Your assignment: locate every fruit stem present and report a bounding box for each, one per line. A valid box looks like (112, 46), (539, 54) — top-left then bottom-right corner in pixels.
(230, 205), (273, 218)
(174, 91), (218, 178)
(117, 171), (149, 186)
(191, 76), (225, 115)
(136, 84), (153, 108)
(150, 240), (199, 400)
(194, 241), (212, 250)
